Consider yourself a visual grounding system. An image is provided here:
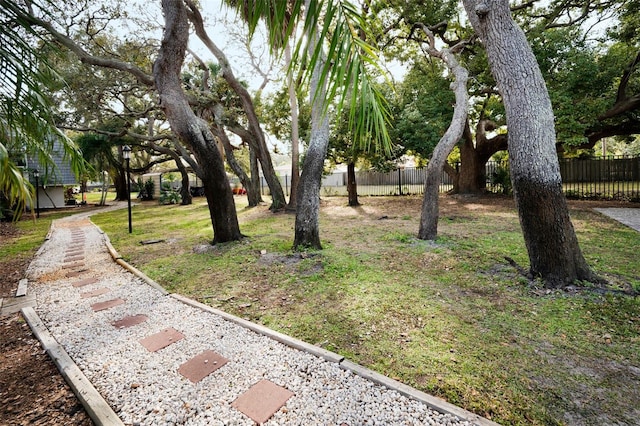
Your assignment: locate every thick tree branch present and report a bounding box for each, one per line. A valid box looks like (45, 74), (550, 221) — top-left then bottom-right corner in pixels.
(19, 8), (155, 86)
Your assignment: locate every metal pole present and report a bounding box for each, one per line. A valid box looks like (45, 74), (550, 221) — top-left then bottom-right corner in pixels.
(126, 157), (132, 233)
(35, 173), (40, 218)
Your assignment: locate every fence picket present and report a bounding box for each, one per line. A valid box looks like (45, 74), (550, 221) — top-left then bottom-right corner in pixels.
(261, 156), (640, 202)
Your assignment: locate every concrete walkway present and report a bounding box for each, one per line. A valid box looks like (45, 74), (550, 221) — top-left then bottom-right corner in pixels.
(17, 208), (496, 426)
(594, 207), (640, 232)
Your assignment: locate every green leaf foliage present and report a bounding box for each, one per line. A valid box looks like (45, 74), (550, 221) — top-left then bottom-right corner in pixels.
(226, 0), (394, 155)
(1, 0), (86, 220)
(390, 60), (455, 158)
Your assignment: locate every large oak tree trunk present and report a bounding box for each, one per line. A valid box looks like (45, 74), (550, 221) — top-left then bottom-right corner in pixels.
(457, 119), (508, 194)
(155, 0), (241, 244)
(462, 0), (598, 287)
(458, 136), (484, 193)
(113, 169), (128, 201)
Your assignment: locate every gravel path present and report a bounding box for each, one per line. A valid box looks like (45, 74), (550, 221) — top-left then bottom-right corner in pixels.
(594, 207), (640, 232)
(25, 212), (491, 426)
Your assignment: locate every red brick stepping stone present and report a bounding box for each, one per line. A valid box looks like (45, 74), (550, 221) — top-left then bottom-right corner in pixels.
(62, 261), (84, 269)
(91, 298), (125, 312)
(80, 288), (111, 298)
(178, 350), (229, 383)
(231, 380), (294, 424)
(72, 277), (99, 288)
(66, 271), (85, 278)
(65, 250), (84, 257)
(64, 255), (85, 262)
(139, 328), (185, 352)
(111, 314), (148, 329)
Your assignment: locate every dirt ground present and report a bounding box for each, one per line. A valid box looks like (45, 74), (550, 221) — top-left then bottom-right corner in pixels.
(0, 222), (92, 426)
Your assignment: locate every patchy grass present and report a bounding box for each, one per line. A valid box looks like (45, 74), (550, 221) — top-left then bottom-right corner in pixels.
(92, 195), (640, 426)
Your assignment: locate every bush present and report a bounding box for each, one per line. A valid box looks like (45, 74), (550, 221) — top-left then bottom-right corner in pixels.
(138, 178), (155, 200)
(159, 188), (181, 205)
(491, 164), (512, 195)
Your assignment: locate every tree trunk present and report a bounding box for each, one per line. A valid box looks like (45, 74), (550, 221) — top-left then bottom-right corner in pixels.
(347, 162), (359, 206)
(418, 30), (469, 240)
(185, 1), (286, 210)
(175, 158), (192, 205)
(248, 147), (262, 206)
(458, 137), (484, 193)
(457, 119), (508, 194)
(462, 0), (598, 287)
(148, 140), (193, 206)
(114, 169), (128, 201)
(215, 126), (261, 207)
(155, 0), (242, 244)
(293, 12), (330, 250)
(285, 42), (301, 210)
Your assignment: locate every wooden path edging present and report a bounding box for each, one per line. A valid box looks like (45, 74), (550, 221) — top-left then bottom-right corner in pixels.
(21, 306), (124, 426)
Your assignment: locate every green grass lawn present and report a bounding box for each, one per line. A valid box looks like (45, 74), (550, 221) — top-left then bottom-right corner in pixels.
(85, 195), (639, 425)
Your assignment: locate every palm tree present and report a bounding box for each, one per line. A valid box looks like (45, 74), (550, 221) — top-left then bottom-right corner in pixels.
(0, 0), (84, 220)
(226, 0), (393, 248)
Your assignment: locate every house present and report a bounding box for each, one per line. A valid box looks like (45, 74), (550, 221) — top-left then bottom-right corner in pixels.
(25, 140), (79, 210)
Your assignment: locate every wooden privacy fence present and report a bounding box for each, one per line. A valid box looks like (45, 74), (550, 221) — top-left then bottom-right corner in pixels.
(261, 155), (640, 201)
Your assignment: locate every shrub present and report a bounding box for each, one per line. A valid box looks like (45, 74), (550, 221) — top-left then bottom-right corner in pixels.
(138, 178), (155, 200)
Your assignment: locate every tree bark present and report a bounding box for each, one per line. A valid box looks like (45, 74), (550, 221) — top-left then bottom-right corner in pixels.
(457, 119), (508, 194)
(462, 0), (598, 287)
(285, 42), (301, 210)
(215, 126), (262, 207)
(155, 0), (242, 244)
(249, 147), (262, 205)
(347, 162), (359, 206)
(458, 135), (483, 194)
(418, 26), (469, 240)
(293, 8), (330, 250)
(113, 169), (128, 201)
(175, 157), (193, 205)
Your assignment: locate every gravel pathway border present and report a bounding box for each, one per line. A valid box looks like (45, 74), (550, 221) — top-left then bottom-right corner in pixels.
(24, 210), (499, 426)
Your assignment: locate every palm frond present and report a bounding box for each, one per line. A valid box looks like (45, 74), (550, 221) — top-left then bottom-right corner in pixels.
(1, 0), (86, 219)
(225, 0), (393, 155)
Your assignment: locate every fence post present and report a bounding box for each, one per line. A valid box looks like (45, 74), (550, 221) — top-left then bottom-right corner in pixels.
(398, 167), (403, 196)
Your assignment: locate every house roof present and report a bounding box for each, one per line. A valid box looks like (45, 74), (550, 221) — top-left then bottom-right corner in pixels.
(26, 139), (78, 186)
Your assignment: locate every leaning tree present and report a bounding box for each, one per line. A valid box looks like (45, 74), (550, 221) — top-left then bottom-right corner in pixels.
(462, 0), (600, 287)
